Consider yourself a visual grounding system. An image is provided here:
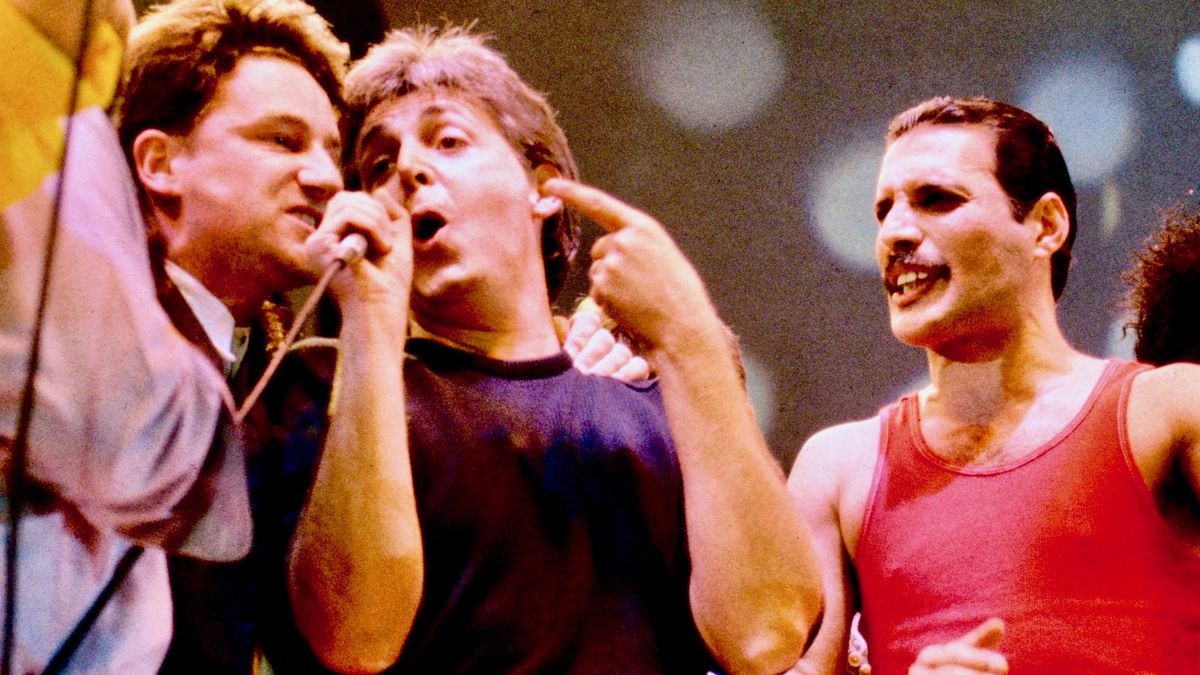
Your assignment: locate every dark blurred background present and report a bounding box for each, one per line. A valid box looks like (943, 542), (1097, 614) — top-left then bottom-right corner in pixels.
(136, 0), (1200, 469)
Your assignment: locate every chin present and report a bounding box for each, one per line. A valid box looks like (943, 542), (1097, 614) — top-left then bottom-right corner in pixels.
(889, 307), (954, 351)
(411, 272), (473, 314)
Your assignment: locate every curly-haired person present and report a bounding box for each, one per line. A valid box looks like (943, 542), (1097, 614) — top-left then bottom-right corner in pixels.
(1126, 202), (1200, 366)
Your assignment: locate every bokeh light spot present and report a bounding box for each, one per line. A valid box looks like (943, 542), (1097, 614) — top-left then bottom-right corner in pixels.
(632, 1), (785, 131)
(807, 138), (883, 271)
(1019, 57), (1138, 185)
(1104, 314), (1137, 360)
(1177, 34), (1200, 105)
(742, 349), (778, 435)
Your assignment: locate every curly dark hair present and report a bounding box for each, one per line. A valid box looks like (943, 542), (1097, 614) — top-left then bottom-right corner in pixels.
(1125, 203), (1200, 365)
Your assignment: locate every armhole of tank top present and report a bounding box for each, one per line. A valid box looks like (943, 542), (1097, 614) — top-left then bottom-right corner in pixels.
(1115, 363), (1200, 559)
(854, 405), (892, 560)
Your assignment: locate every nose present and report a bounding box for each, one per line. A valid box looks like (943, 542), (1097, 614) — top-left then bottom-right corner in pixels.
(299, 145), (343, 202)
(876, 200), (922, 255)
(395, 142), (433, 201)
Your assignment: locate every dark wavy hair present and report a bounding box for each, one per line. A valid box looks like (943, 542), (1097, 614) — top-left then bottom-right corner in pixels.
(1124, 203), (1200, 365)
(887, 96), (1078, 300)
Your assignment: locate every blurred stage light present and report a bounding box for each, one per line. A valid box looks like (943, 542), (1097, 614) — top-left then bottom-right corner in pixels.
(807, 138), (883, 271)
(742, 349), (778, 436)
(1019, 56), (1138, 185)
(1104, 315), (1136, 359)
(1101, 179), (1122, 238)
(632, 0), (784, 131)
(1178, 34), (1200, 105)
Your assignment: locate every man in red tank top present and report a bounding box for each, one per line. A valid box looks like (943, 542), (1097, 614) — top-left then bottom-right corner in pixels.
(786, 97), (1200, 674)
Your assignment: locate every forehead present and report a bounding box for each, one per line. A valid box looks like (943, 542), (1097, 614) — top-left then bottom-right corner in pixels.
(876, 124), (998, 193)
(358, 91), (502, 143)
(197, 55), (338, 136)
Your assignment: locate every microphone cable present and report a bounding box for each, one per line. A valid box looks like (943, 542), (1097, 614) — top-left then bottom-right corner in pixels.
(235, 233), (367, 423)
(2, 1), (94, 672)
(42, 236), (367, 674)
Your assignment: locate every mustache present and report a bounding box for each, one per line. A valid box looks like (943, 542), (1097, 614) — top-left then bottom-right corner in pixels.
(884, 252), (943, 274)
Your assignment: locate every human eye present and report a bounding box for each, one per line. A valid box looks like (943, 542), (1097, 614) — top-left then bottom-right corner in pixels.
(434, 127), (468, 151)
(260, 129), (304, 152)
(874, 197), (893, 224)
(360, 152), (395, 188)
(914, 187), (964, 213)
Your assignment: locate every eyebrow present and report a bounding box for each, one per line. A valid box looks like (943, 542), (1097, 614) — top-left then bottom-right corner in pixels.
(242, 113), (341, 155)
(355, 123), (389, 160)
(355, 102), (454, 160)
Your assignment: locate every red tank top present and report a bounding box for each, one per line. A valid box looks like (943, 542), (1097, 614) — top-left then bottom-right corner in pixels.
(856, 360), (1200, 673)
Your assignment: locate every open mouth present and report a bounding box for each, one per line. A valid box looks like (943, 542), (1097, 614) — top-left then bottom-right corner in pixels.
(289, 208), (322, 230)
(883, 256), (948, 303)
(412, 210), (447, 242)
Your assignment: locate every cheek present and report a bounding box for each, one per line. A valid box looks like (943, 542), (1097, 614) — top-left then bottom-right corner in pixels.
(874, 241), (889, 272)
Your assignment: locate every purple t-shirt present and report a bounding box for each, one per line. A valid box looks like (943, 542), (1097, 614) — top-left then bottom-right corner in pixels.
(394, 338), (715, 673)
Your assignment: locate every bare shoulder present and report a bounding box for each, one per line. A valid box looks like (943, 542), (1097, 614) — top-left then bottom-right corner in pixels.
(788, 415), (883, 574)
(790, 417), (882, 482)
(788, 417), (881, 522)
(1127, 363), (1200, 489)
(1132, 361), (1200, 393)
(1130, 362), (1200, 431)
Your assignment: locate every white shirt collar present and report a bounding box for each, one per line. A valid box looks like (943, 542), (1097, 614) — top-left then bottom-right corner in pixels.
(163, 259), (237, 366)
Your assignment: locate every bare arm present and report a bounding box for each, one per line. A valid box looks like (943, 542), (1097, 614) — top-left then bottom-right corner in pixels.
(1128, 362), (1200, 518)
(288, 192), (423, 674)
(785, 425), (865, 675)
(1178, 366), (1200, 507)
(545, 178), (822, 674)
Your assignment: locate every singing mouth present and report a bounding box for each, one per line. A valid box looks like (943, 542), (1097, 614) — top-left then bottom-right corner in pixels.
(883, 257), (948, 302)
(289, 207), (322, 230)
(411, 210), (447, 242)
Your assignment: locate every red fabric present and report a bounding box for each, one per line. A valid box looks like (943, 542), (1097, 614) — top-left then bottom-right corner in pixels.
(856, 360), (1200, 673)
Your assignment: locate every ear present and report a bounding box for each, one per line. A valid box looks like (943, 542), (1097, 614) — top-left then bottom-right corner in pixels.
(1026, 191), (1070, 260)
(131, 129), (183, 200)
(530, 163), (564, 219)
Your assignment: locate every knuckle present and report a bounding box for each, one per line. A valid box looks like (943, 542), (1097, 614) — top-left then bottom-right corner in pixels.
(590, 328), (616, 349)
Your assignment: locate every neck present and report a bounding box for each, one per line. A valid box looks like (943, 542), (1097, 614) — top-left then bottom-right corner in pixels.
(921, 313), (1092, 424)
(152, 210), (279, 324)
(159, 233), (266, 325)
(411, 296), (560, 362)
(163, 256), (263, 324)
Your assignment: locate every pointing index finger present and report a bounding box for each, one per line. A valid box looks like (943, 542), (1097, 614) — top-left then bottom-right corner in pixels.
(542, 177), (649, 233)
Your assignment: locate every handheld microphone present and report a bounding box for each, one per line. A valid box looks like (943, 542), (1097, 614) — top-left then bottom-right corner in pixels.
(334, 232), (369, 264)
(239, 230), (369, 422)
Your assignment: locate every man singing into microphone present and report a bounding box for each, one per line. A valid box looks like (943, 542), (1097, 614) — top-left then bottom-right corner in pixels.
(283, 25), (823, 674)
(117, 2), (648, 671)
(116, 1), (409, 670)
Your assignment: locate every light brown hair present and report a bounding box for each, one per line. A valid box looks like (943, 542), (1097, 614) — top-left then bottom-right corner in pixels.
(342, 25), (580, 301)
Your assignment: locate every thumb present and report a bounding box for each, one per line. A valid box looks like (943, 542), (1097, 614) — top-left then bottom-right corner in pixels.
(370, 187), (407, 222)
(963, 618), (1005, 649)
